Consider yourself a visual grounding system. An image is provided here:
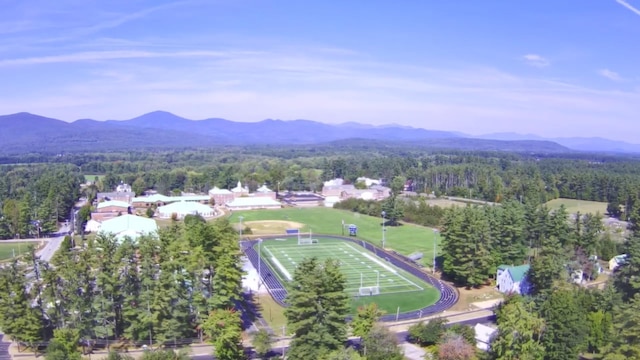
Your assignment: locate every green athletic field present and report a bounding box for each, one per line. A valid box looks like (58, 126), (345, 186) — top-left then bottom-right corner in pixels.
(0, 242), (31, 261)
(256, 237), (439, 314)
(230, 207), (441, 267)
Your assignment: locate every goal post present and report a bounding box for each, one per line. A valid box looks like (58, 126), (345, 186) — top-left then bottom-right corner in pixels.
(358, 286), (380, 296)
(297, 229), (319, 245)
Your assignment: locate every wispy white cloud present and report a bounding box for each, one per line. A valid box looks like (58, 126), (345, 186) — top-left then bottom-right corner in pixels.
(598, 68), (624, 81)
(616, 0), (640, 16)
(522, 54), (550, 67)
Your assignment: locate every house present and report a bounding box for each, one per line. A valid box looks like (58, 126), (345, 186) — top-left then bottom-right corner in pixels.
(96, 182), (136, 203)
(157, 201), (215, 219)
(98, 214), (158, 242)
(231, 181), (249, 197)
(280, 191), (324, 207)
(208, 187), (234, 205)
(474, 323), (497, 351)
(356, 177), (381, 187)
(609, 254), (628, 271)
(322, 180), (355, 197)
(226, 197), (282, 211)
(496, 264), (530, 294)
(254, 184), (277, 200)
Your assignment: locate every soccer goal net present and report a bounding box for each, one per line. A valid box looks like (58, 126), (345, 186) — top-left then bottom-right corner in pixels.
(359, 286), (380, 296)
(297, 230), (318, 245)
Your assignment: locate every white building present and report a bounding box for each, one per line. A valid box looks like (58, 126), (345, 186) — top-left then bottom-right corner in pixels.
(226, 197), (282, 211)
(98, 214), (158, 242)
(157, 201), (215, 219)
(496, 264), (530, 294)
(474, 323), (497, 351)
(84, 219), (102, 233)
(609, 254), (628, 271)
(231, 181), (249, 197)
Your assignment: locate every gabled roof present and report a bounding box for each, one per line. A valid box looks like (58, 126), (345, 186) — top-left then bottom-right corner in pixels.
(158, 201), (213, 214)
(497, 264), (530, 282)
(132, 194), (209, 203)
(256, 184), (273, 193)
(97, 200), (130, 209)
(508, 265), (530, 282)
(612, 254), (628, 264)
(99, 214), (158, 241)
(474, 323), (497, 344)
(209, 186), (232, 195)
(227, 197), (281, 207)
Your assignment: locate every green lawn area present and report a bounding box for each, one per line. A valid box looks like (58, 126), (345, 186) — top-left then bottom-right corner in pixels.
(229, 207), (441, 267)
(545, 198), (608, 215)
(257, 237), (439, 315)
(0, 242), (34, 261)
(84, 174), (105, 183)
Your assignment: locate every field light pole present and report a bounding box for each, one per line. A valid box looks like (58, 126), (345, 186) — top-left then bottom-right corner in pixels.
(238, 216), (244, 241)
(381, 211), (386, 249)
(433, 229), (438, 274)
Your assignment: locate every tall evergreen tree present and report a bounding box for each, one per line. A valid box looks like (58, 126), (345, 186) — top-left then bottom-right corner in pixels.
(540, 289), (588, 360)
(285, 257), (350, 359)
(490, 297), (545, 360)
(528, 236), (566, 295)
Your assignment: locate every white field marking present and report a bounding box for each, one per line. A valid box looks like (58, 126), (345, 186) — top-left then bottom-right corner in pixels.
(346, 244), (425, 291)
(263, 246), (292, 281)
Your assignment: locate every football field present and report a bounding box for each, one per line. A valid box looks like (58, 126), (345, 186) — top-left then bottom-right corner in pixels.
(260, 237), (425, 296)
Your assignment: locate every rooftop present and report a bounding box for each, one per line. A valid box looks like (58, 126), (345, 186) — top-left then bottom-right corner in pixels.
(99, 214), (158, 241)
(97, 200), (130, 210)
(227, 197), (282, 207)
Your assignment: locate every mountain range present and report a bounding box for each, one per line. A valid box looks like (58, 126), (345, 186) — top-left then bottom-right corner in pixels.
(0, 111), (636, 155)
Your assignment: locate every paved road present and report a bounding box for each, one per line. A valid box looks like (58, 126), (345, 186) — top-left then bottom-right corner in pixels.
(35, 225), (70, 263)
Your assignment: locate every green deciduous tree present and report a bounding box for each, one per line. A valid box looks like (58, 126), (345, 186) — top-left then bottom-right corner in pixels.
(251, 329), (273, 359)
(203, 309), (244, 360)
(361, 324), (404, 360)
(285, 257), (350, 360)
(407, 318), (447, 347)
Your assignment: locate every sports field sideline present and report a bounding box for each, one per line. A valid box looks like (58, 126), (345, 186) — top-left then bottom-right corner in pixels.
(260, 237), (426, 296)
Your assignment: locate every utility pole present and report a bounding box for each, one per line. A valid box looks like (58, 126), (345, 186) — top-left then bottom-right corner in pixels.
(433, 229), (438, 274)
(381, 211), (386, 249)
(239, 216), (244, 241)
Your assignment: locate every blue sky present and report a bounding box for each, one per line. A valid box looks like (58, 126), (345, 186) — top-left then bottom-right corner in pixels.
(1, 1), (639, 142)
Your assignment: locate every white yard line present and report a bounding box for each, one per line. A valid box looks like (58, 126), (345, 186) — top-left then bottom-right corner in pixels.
(346, 244), (424, 291)
(263, 246), (292, 281)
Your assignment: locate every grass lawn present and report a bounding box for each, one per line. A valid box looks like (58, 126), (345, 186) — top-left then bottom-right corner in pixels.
(229, 207), (441, 267)
(256, 237), (439, 315)
(545, 198), (608, 215)
(255, 294), (288, 332)
(0, 242), (35, 261)
(84, 174), (105, 183)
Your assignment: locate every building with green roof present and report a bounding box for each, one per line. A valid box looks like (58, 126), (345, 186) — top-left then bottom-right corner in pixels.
(496, 264), (530, 294)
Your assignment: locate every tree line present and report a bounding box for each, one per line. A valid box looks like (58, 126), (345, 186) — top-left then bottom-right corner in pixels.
(439, 201), (618, 288)
(0, 164), (82, 239)
(0, 216), (245, 360)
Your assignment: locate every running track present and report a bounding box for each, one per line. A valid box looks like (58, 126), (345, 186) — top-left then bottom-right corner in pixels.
(241, 235), (458, 321)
